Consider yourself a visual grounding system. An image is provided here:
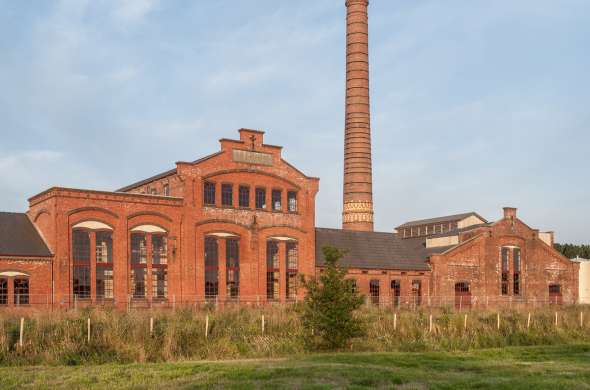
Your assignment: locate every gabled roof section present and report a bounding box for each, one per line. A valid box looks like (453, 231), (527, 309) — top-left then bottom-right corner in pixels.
(397, 212), (488, 229)
(315, 228), (430, 271)
(116, 151), (223, 192)
(0, 212), (52, 257)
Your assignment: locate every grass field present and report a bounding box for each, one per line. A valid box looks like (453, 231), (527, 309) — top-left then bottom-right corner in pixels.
(1, 344), (589, 389)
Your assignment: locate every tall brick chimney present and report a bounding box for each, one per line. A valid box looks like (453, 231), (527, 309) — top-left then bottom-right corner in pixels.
(342, 0), (374, 231)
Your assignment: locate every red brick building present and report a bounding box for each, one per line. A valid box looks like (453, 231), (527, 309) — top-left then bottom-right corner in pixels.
(0, 0), (579, 309)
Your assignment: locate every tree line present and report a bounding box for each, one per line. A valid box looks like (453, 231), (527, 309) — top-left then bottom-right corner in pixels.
(554, 243), (590, 259)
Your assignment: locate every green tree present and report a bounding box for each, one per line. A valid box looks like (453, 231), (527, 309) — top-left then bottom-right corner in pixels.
(299, 246), (365, 350)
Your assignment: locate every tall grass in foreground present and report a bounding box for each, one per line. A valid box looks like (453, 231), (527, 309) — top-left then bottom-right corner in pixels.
(0, 305), (588, 365)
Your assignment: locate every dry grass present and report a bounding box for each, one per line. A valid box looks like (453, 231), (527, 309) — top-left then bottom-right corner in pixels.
(0, 305), (588, 365)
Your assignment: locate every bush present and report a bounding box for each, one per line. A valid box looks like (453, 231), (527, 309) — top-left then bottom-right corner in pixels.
(299, 246), (365, 350)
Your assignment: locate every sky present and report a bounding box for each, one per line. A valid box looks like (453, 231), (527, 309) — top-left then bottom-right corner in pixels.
(0, 0), (589, 244)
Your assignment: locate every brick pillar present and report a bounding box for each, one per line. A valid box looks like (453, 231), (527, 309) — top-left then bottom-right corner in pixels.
(342, 0), (374, 231)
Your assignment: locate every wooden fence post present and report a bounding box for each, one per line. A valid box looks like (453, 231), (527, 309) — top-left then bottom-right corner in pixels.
(19, 318), (24, 348)
(464, 314), (467, 330)
(429, 314), (433, 333)
(497, 313), (500, 330)
(261, 315), (265, 335)
(205, 315), (209, 338)
(581, 311), (584, 328)
(527, 312), (531, 329)
(555, 312), (558, 327)
(87, 318), (91, 343)
(393, 313), (397, 331)
(150, 317), (154, 336)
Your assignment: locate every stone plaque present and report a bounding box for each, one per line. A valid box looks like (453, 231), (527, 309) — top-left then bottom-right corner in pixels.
(232, 149), (273, 166)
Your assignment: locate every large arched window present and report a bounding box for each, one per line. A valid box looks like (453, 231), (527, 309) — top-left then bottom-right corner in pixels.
(72, 221), (114, 301)
(130, 225), (168, 300)
(0, 278), (7, 305)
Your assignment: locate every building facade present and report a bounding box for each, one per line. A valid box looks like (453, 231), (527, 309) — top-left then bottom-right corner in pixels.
(0, 0), (580, 309)
(10, 129), (319, 308)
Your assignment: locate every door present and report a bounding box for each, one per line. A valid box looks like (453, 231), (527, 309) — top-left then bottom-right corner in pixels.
(454, 282), (471, 309)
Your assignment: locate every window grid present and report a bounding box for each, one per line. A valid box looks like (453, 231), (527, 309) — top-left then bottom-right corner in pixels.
(272, 189), (282, 211)
(14, 278), (29, 305)
(239, 186), (250, 208)
(369, 280), (380, 304)
(226, 239), (239, 299)
(287, 191), (297, 212)
(255, 188), (266, 209)
(204, 182), (216, 206)
(221, 184), (233, 207)
(205, 237), (219, 299)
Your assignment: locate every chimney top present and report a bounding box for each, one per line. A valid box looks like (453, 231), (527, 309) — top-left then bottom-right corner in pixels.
(503, 207), (517, 219)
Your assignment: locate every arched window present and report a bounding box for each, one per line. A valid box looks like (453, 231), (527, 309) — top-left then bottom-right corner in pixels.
(204, 236), (219, 299)
(130, 226), (168, 300)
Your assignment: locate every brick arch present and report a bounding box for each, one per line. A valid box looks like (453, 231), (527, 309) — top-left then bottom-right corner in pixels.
(203, 169), (302, 190)
(128, 222), (170, 234)
(67, 207), (119, 219)
(32, 209), (50, 222)
(195, 219), (251, 230)
(127, 211), (173, 223)
(70, 218), (115, 231)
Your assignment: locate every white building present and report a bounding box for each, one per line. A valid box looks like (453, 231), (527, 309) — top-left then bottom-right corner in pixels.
(573, 257), (590, 304)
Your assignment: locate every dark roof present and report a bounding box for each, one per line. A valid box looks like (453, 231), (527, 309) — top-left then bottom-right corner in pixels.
(396, 212), (487, 229)
(116, 151), (223, 192)
(315, 228), (430, 271)
(0, 213), (52, 257)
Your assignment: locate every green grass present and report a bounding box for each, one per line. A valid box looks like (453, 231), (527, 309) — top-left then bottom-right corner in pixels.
(1, 344), (589, 389)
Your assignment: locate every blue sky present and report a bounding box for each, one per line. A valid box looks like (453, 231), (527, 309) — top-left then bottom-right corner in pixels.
(0, 0), (588, 243)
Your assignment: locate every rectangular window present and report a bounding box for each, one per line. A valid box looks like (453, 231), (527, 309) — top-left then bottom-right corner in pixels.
(131, 234), (147, 264)
(370, 280), (380, 304)
(131, 268), (147, 298)
(501, 247), (510, 295)
(73, 266), (91, 299)
(204, 182), (216, 206)
(391, 279), (401, 307)
(152, 268), (167, 299)
(152, 235), (167, 265)
(163, 184), (170, 196)
(255, 188), (266, 209)
(96, 268), (114, 299)
(435, 224), (442, 234)
(0, 279), (7, 305)
(14, 279), (29, 305)
(288, 191), (297, 212)
(226, 239), (239, 299)
(95, 231), (112, 263)
(205, 237), (219, 299)
(412, 280), (422, 306)
(266, 241), (279, 300)
(221, 183), (233, 207)
(272, 189), (282, 211)
(239, 186), (250, 208)
(286, 242), (298, 300)
(73, 230), (90, 263)
(513, 248), (521, 295)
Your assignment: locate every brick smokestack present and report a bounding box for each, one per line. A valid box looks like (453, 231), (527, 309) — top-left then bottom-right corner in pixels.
(342, 0), (374, 231)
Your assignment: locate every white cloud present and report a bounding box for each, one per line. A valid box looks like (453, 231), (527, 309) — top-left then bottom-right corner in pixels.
(111, 0), (158, 24)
